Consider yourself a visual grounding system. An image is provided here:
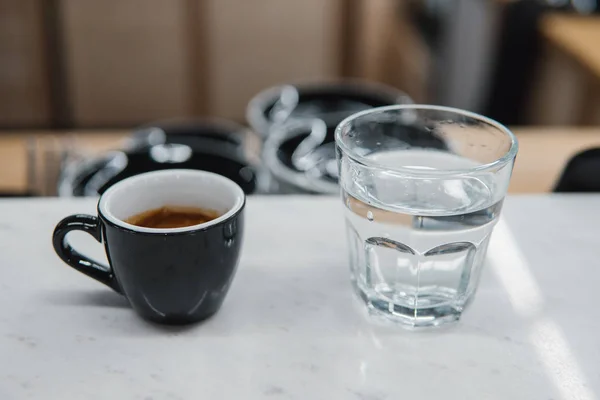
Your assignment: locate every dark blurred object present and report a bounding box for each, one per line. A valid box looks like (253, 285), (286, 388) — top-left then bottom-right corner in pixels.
(554, 148), (600, 192)
(483, 0), (600, 125)
(485, 0), (550, 125)
(248, 80), (410, 194)
(247, 80), (411, 139)
(59, 119), (258, 196)
(262, 113), (448, 195)
(132, 119), (245, 147)
(263, 119), (338, 194)
(406, 0), (444, 53)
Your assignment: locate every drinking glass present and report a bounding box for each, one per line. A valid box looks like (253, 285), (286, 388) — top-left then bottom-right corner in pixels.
(335, 105), (518, 327)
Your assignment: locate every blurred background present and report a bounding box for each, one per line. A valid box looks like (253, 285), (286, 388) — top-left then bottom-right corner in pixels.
(1, 0), (600, 197)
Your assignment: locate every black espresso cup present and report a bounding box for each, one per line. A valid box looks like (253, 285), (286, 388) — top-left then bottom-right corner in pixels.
(52, 169), (245, 324)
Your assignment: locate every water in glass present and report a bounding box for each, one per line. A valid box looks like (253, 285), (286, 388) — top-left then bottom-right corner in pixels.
(342, 149), (502, 327)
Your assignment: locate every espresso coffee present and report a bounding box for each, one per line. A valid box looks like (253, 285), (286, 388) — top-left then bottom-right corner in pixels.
(126, 206), (220, 229)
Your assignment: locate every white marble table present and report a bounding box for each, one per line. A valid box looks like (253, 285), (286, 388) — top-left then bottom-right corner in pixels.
(0, 195), (599, 400)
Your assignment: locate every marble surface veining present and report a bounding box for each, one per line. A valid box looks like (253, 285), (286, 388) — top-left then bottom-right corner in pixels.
(0, 195), (599, 399)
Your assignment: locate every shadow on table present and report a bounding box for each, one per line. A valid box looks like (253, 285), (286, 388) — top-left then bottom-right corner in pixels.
(41, 288), (206, 335)
(43, 288), (130, 308)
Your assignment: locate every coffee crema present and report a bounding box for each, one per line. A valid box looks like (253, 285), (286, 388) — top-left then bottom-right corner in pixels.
(125, 206), (221, 229)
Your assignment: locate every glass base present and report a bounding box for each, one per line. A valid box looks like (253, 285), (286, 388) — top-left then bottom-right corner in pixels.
(354, 282), (465, 328)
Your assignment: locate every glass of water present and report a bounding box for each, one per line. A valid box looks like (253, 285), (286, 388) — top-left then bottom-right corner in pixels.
(335, 105), (518, 327)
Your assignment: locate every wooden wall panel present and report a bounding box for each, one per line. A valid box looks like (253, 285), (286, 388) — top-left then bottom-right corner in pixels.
(60, 0), (192, 127)
(351, 0), (396, 81)
(0, 0), (51, 128)
(382, 4), (431, 103)
(205, 0), (343, 121)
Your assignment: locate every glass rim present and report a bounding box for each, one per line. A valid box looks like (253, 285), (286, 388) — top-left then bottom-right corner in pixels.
(335, 104), (519, 177)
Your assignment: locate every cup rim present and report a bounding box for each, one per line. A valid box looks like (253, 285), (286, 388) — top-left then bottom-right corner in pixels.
(98, 169), (245, 234)
(335, 104), (519, 177)
(246, 78), (411, 138)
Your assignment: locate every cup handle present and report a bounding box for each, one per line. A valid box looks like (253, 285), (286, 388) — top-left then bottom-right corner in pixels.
(52, 214), (122, 294)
